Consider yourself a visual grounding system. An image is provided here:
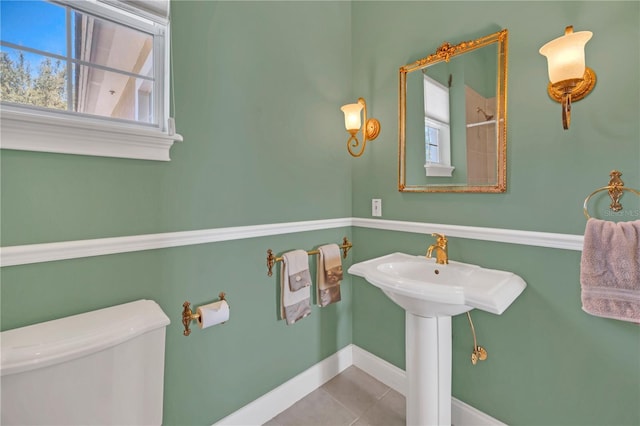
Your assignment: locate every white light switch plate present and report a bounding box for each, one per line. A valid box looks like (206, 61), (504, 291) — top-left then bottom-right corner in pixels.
(372, 199), (382, 217)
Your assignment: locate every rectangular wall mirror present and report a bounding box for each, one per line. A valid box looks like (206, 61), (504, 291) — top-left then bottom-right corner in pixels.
(399, 29), (508, 193)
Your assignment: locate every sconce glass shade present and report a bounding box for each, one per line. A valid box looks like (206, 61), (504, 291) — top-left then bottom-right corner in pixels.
(539, 26), (592, 84)
(341, 102), (363, 131)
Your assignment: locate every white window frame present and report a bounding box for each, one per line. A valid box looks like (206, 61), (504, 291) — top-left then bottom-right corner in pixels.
(0, 0), (182, 161)
(423, 75), (454, 177)
(424, 117), (454, 177)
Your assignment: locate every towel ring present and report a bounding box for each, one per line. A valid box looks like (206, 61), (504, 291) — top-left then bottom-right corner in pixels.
(583, 170), (640, 219)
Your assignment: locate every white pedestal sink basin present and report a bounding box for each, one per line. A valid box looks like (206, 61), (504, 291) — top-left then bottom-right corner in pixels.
(349, 252), (526, 426)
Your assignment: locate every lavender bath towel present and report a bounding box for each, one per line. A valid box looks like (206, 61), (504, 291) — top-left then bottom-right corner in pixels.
(580, 219), (640, 323)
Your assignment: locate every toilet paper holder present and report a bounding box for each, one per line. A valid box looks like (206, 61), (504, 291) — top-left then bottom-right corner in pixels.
(182, 292), (227, 336)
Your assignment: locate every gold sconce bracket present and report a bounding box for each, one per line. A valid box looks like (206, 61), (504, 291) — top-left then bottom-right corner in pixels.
(346, 137), (364, 157)
(182, 292), (226, 336)
(546, 67), (597, 103)
(347, 117), (380, 157)
(365, 118), (381, 140)
(547, 68), (596, 129)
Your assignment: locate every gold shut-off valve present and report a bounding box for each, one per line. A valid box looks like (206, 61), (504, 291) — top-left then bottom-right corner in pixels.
(467, 312), (488, 365)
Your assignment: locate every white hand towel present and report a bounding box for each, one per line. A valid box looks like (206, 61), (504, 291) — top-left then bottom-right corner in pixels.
(317, 244), (343, 307)
(580, 218), (640, 323)
(280, 250), (312, 325)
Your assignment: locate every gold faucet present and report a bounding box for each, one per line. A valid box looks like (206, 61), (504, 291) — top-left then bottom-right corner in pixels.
(426, 233), (448, 264)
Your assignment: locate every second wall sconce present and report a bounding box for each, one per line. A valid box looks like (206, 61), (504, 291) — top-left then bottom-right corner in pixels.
(340, 97), (380, 157)
(539, 26), (596, 130)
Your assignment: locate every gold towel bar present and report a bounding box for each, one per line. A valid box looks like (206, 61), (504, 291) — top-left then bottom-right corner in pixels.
(266, 236), (353, 277)
(583, 170), (640, 219)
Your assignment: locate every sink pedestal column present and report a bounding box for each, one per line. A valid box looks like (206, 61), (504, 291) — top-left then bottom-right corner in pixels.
(406, 312), (452, 426)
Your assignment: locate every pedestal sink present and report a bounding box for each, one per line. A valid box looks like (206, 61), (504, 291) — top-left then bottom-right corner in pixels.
(348, 252), (526, 426)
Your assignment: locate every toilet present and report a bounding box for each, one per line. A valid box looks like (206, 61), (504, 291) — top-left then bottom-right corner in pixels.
(1, 299), (170, 425)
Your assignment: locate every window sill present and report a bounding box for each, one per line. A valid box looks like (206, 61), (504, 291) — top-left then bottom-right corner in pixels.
(424, 163), (455, 177)
(0, 108), (183, 161)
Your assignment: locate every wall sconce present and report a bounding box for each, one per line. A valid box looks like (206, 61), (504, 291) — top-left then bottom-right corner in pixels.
(539, 26), (596, 130)
(340, 97), (381, 157)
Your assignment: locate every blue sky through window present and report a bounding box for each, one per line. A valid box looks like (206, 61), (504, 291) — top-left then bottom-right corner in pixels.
(1, 0), (67, 56)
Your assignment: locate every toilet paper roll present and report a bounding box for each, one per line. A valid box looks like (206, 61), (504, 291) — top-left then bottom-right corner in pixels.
(196, 300), (230, 329)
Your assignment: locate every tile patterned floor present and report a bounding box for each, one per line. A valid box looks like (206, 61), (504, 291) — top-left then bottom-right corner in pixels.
(264, 366), (406, 426)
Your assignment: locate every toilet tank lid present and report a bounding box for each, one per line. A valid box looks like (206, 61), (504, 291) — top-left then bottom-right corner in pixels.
(1, 299), (170, 376)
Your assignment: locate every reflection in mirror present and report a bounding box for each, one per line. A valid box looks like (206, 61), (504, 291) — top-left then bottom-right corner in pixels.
(399, 29), (508, 193)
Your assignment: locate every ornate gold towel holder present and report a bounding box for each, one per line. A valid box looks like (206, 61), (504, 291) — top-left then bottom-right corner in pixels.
(266, 236), (353, 277)
(583, 170), (640, 219)
(182, 292), (227, 336)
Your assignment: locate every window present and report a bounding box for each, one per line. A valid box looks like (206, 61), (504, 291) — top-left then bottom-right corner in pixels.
(425, 123), (440, 163)
(423, 75), (454, 177)
(0, 0), (181, 161)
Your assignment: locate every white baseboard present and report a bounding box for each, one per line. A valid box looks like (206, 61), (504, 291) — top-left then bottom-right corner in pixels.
(351, 344), (407, 395)
(214, 345), (353, 425)
(351, 345), (506, 426)
(214, 344), (506, 426)
(452, 399), (508, 426)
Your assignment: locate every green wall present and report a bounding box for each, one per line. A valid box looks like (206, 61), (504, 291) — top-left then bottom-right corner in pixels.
(351, 1), (639, 232)
(1, 1), (639, 426)
(350, 1), (639, 425)
(1, 2), (354, 424)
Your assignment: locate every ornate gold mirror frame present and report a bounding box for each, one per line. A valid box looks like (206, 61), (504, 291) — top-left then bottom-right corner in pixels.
(399, 29), (508, 193)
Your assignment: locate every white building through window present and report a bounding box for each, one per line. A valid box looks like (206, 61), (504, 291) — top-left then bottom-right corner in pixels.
(423, 74), (454, 177)
(0, 0), (182, 161)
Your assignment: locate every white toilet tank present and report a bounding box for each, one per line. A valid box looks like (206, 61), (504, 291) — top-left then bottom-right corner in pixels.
(1, 299), (170, 425)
